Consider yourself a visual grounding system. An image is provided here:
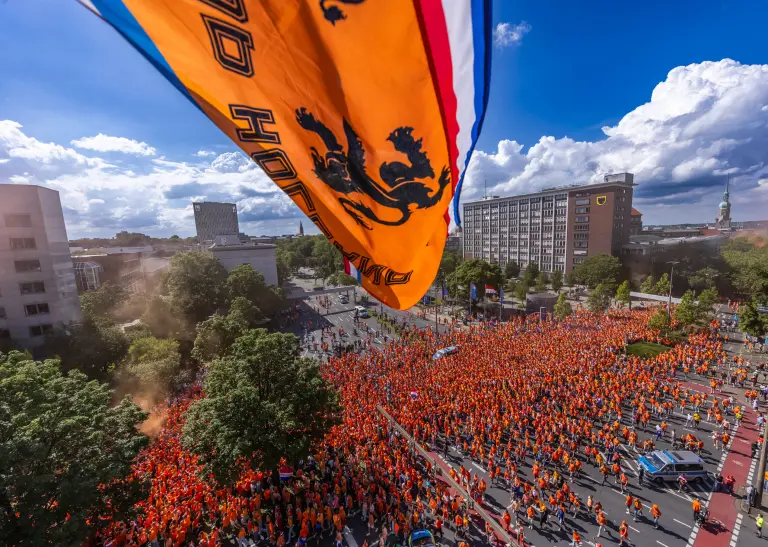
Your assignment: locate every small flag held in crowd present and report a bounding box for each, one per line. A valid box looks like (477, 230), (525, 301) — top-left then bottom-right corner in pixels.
(409, 391), (419, 400)
(279, 466), (294, 480)
(485, 285), (498, 295)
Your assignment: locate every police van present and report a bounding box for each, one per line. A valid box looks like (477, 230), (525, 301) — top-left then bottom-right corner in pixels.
(638, 450), (709, 484)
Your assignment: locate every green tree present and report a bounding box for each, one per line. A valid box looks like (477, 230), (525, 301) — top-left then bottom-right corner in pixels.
(673, 290), (698, 327)
(738, 301), (768, 337)
(688, 266), (720, 291)
(696, 288), (718, 319)
(648, 308), (671, 334)
(446, 259), (502, 300)
(182, 330), (340, 484)
(515, 281), (529, 308)
(639, 275), (655, 294)
(534, 272), (548, 292)
(225, 264), (283, 316)
(564, 269), (576, 287)
(228, 296), (265, 328)
(522, 262), (540, 286)
(0, 353), (148, 546)
(275, 251), (291, 284)
(326, 271), (358, 287)
(165, 252), (228, 324)
(124, 337), (188, 395)
(652, 273), (671, 296)
(80, 282), (127, 320)
(550, 270), (563, 292)
(504, 261), (521, 280)
(312, 238), (343, 281)
(192, 308), (250, 363)
(435, 251), (463, 287)
(722, 238), (768, 303)
(573, 254), (621, 289)
(45, 318), (129, 382)
(587, 283), (612, 313)
(615, 280), (631, 307)
(553, 292), (573, 320)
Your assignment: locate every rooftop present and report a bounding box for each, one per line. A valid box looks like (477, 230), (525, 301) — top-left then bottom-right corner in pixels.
(463, 177), (636, 205)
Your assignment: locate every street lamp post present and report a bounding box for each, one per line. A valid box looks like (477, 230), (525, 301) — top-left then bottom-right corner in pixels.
(667, 260), (680, 319)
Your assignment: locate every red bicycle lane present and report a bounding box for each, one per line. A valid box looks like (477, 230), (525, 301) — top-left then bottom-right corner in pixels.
(677, 380), (761, 547)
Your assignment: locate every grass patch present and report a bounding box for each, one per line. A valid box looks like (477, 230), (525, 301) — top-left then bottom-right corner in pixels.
(627, 341), (671, 358)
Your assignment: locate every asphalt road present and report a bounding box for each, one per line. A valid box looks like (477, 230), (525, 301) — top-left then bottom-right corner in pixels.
(276, 296), (760, 547)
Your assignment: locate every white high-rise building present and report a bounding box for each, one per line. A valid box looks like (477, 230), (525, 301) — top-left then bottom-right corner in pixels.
(0, 185), (81, 349)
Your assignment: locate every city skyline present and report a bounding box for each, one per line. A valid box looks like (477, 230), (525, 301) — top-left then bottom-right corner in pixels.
(1, 1), (767, 238)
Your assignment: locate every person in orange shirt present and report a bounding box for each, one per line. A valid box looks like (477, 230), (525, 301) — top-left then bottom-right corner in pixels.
(651, 504), (662, 529)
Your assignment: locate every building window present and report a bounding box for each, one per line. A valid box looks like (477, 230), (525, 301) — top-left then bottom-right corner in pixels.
(0, 307), (5, 319)
(574, 224), (590, 232)
(29, 324), (53, 337)
(574, 241), (588, 248)
(25, 303), (50, 316)
(573, 257), (586, 265)
(20, 282), (45, 294)
(575, 198), (590, 206)
(0, 329), (9, 339)
(10, 237), (36, 250)
(15, 260), (42, 273)
(575, 207), (590, 214)
(575, 216), (589, 223)
(4, 214), (32, 227)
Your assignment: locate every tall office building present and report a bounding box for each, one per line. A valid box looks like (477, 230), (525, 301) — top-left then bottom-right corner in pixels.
(462, 173), (635, 274)
(193, 201), (239, 243)
(0, 185), (81, 349)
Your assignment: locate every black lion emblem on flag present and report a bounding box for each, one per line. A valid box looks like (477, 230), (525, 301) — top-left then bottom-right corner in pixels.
(319, 0), (366, 25)
(295, 108), (451, 230)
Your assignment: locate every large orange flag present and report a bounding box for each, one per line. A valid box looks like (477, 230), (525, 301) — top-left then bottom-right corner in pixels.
(78, 0), (492, 309)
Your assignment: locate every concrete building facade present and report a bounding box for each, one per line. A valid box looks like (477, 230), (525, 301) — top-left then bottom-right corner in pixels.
(209, 235), (279, 286)
(0, 185), (81, 349)
(462, 173), (635, 274)
(193, 202), (239, 244)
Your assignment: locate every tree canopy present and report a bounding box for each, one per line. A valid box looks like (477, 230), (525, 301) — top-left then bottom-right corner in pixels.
(722, 238), (768, 304)
(124, 336), (188, 395)
(446, 259), (502, 300)
(0, 353), (148, 546)
(615, 280), (631, 307)
(504, 261), (520, 280)
(80, 282), (127, 321)
(550, 270), (563, 292)
(648, 308), (671, 334)
(165, 252), (228, 324)
(182, 330), (340, 484)
(225, 264), (282, 316)
(553, 292), (572, 320)
(738, 301), (768, 337)
(435, 251), (462, 287)
(45, 317), (129, 382)
(572, 254), (620, 289)
(587, 283), (612, 313)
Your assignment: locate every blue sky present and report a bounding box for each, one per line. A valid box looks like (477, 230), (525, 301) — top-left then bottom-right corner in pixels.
(0, 0), (767, 238)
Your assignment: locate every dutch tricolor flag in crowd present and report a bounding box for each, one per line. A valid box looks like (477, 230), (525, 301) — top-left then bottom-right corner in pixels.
(279, 466), (294, 480)
(485, 285), (498, 295)
(343, 257), (362, 284)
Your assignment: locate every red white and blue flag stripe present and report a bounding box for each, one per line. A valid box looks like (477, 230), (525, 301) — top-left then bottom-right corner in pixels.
(413, 0), (493, 228)
(485, 285), (498, 295)
(343, 257), (362, 284)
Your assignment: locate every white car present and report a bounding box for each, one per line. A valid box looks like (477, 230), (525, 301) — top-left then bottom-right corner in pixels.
(355, 305), (368, 318)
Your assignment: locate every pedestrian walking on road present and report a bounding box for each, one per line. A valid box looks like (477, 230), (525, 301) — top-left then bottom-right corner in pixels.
(651, 504), (662, 529)
(757, 513), (764, 537)
(638, 465), (645, 486)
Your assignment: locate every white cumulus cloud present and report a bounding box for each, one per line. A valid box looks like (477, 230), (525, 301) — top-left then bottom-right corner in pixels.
(195, 149), (216, 157)
(71, 133), (157, 156)
(462, 59), (768, 224)
(493, 21), (531, 48)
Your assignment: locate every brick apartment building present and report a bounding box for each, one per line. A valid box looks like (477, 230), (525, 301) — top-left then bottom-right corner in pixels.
(461, 173), (635, 274)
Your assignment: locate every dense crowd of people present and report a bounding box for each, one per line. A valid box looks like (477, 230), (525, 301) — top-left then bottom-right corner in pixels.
(97, 308), (742, 547)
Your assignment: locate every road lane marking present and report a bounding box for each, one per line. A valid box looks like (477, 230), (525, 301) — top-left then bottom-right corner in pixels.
(674, 518), (693, 529)
(657, 542), (670, 547)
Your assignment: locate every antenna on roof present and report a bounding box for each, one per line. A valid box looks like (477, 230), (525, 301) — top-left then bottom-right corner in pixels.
(484, 179), (487, 199)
